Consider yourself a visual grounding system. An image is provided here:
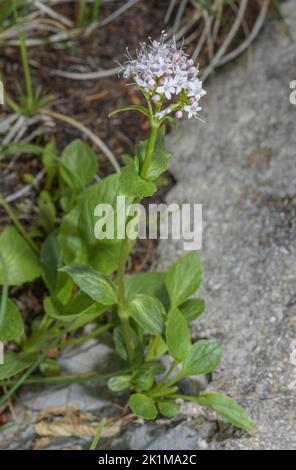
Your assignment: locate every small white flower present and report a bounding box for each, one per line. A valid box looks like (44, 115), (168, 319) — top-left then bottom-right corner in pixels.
(156, 78), (176, 100)
(121, 33), (206, 121)
(184, 101), (202, 119)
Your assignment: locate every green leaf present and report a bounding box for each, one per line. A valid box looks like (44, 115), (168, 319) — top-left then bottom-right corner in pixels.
(0, 143), (44, 157)
(113, 326), (128, 361)
(179, 298), (205, 322)
(113, 326), (144, 362)
(146, 336), (168, 361)
(166, 307), (191, 362)
(125, 272), (166, 300)
(42, 140), (58, 188)
(38, 190), (56, 234)
(60, 139), (98, 188)
(158, 400), (180, 418)
(59, 174), (132, 275)
(107, 375), (131, 392)
(0, 297), (24, 341)
(109, 105), (150, 118)
(130, 294), (165, 336)
(120, 164), (156, 198)
(166, 252), (202, 306)
(196, 392), (256, 431)
(132, 368), (154, 392)
(44, 293), (106, 325)
(0, 226), (41, 286)
(128, 393), (157, 420)
(181, 340), (222, 377)
(39, 358), (60, 377)
(60, 265), (117, 306)
(40, 232), (73, 302)
(0, 352), (36, 381)
(40, 231), (61, 293)
(145, 128), (170, 181)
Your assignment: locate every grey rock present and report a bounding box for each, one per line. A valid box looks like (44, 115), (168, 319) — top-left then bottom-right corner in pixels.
(155, 0), (296, 450)
(1, 1), (296, 451)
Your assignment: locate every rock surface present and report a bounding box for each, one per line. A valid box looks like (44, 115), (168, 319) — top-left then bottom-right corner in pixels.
(1, 1), (296, 451)
(155, 0), (296, 450)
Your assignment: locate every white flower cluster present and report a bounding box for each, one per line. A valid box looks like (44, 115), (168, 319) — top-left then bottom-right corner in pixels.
(122, 34), (206, 120)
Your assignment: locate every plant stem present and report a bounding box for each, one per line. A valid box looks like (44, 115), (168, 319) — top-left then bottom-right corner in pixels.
(12, 0), (33, 112)
(92, 0), (103, 22)
(5, 368), (133, 386)
(0, 193), (39, 256)
(117, 237), (135, 362)
(150, 360), (176, 393)
(61, 322), (112, 349)
(90, 418), (106, 450)
(78, 0), (87, 27)
(116, 123), (159, 363)
(140, 123), (158, 179)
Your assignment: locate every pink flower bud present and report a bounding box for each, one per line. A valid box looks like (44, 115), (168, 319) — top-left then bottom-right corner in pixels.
(148, 79), (156, 88)
(152, 94), (160, 102)
(175, 111), (183, 119)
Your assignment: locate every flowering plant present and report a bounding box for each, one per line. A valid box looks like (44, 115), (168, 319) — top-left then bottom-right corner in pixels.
(0, 35), (254, 432)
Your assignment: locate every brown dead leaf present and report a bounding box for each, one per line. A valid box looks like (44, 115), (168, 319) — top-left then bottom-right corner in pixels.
(33, 436), (55, 451)
(35, 418), (121, 439)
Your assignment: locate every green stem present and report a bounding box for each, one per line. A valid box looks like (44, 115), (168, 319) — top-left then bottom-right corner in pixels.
(116, 123), (159, 363)
(61, 322), (112, 349)
(150, 360), (176, 393)
(78, 0), (87, 26)
(90, 418), (106, 450)
(0, 193), (39, 256)
(91, 0), (103, 22)
(117, 237), (135, 362)
(4, 368), (133, 386)
(12, 0), (33, 112)
(140, 124), (158, 179)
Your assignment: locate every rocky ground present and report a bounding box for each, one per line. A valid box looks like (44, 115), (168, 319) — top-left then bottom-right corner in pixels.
(1, 0), (295, 450)
(156, 0), (296, 450)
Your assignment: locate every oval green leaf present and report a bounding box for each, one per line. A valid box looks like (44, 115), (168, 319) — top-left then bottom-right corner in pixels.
(130, 294), (165, 336)
(60, 264), (117, 306)
(196, 392), (256, 432)
(181, 340), (222, 377)
(129, 393), (157, 420)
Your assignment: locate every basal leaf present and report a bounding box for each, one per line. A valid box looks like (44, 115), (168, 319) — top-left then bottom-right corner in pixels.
(196, 392), (256, 431)
(107, 375), (131, 392)
(0, 297), (24, 341)
(128, 393), (157, 420)
(60, 139), (98, 188)
(0, 352), (36, 381)
(0, 226), (40, 286)
(59, 174), (132, 275)
(158, 400), (180, 417)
